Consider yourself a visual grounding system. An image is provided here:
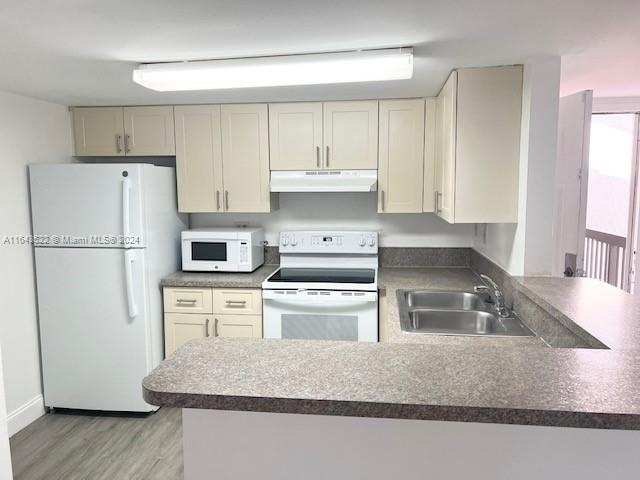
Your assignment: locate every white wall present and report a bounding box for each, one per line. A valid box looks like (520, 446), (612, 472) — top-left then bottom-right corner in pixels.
(0, 91), (73, 435)
(191, 192), (474, 247)
(474, 57), (561, 275)
(0, 345), (13, 480)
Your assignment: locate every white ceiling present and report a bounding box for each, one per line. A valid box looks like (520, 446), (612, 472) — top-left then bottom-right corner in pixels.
(1, 0), (638, 106)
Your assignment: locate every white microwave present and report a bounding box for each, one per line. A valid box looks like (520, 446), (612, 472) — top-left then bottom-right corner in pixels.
(181, 228), (265, 272)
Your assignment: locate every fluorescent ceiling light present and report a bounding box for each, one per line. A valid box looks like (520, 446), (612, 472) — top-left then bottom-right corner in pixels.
(132, 48), (413, 91)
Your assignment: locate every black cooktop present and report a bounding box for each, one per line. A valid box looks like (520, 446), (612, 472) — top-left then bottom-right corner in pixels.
(267, 268), (376, 284)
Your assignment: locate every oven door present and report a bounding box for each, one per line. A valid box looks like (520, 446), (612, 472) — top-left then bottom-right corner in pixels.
(182, 238), (240, 271)
(262, 289), (378, 342)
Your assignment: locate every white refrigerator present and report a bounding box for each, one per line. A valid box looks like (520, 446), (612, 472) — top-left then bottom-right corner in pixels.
(29, 163), (187, 412)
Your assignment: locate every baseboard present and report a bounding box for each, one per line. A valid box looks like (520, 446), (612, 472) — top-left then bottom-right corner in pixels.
(8, 394), (45, 437)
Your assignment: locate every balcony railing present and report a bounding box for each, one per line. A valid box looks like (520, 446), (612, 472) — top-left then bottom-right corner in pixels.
(583, 229), (627, 289)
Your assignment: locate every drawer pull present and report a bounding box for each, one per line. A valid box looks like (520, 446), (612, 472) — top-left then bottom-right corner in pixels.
(225, 300), (247, 305)
(176, 299), (197, 304)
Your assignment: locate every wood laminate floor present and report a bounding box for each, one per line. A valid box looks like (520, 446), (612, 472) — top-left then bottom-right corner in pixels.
(9, 407), (183, 480)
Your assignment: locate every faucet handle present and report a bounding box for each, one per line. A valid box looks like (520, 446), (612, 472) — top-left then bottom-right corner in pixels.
(474, 285), (491, 294)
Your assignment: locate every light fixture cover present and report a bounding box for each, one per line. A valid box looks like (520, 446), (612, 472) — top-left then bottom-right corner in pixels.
(133, 48), (413, 91)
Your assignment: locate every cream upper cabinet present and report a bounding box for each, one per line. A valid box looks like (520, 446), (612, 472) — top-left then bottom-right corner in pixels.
(174, 105), (224, 213)
(323, 101), (378, 170)
(175, 104), (273, 213)
(423, 98), (437, 212)
(72, 106), (175, 156)
(72, 107), (125, 156)
(434, 72), (457, 223)
(269, 103), (323, 170)
(378, 99), (425, 213)
(123, 106), (175, 156)
(220, 104), (271, 213)
(434, 66), (523, 223)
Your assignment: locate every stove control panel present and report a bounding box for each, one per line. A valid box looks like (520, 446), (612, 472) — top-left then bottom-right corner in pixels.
(279, 231), (378, 254)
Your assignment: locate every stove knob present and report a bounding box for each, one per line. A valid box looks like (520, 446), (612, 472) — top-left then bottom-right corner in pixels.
(291, 237), (298, 246)
(367, 237), (376, 247)
(359, 237), (366, 247)
(281, 236), (289, 246)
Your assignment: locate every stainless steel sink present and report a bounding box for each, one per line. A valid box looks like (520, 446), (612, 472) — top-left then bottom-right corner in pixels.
(405, 290), (492, 311)
(403, 309), (534, 337)
(396, 289), (535, 337)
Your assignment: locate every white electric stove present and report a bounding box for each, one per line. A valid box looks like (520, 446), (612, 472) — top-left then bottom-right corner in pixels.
(262, 231), (379, 342)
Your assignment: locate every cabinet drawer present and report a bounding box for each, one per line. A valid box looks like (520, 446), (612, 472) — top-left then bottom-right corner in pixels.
(212, 289), (262, 315)
(163, 287), (213, 314)
(214, 314), (262, 338)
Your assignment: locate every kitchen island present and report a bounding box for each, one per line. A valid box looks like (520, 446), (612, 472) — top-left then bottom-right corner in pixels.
(145, 269), (640, 479)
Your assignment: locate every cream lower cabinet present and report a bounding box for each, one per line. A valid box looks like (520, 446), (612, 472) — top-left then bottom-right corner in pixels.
(378, 99), (425, 213)
(174, 104), (274, 213)
(72, 106), (175, 157)
(164, 313), (212, 356)
(163, 287), (263, 357)
(216, 315), (262, 338)
(434, 66), (523, 223)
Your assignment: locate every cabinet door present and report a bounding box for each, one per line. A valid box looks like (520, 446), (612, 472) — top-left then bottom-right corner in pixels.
(123, 106), (175, 156)
(269, 103), (323, 170)
(454, 66), (522, 223)
(164, 313), (210, 357)
(174, 105), (224, 213)
(434, 72), (457, 223)
(72, 107), (124, 156)
(378, 99), (425, 213)
(215, 315), (262, 338)
(323, 101), (378, 170)
(221, 104), (271, 212)
(423, 98), (437, 212)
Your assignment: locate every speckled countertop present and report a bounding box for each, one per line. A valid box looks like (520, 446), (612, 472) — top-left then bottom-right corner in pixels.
(146, 267), (640, 429)
(161, 264), (278, 288)
(378, 268), (545, 347)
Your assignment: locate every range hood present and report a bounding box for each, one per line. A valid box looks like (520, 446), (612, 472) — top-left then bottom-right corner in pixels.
(270, 170), (378, 193)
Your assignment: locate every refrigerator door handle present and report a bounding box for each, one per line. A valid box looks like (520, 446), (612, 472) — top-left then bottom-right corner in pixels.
(122, 178), (132, 242)
(124, 249), (138, 319)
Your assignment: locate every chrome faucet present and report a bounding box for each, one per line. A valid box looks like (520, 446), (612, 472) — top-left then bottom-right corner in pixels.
(474, 274), (510, 317)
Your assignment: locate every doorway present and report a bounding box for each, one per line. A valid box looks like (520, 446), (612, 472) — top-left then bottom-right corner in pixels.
(583, 113), (640, 292)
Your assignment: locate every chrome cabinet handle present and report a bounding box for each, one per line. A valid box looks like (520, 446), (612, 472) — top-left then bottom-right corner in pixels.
(316, 146), (320, 168)
(116, 134), (123, 153)
(205, 318), (210, 337)
(124, 134), (131, 153)
(380, 190), (385, 212)
(225, 300), (247, 306)
(224, 190), (229, 211)
(435, 191), (443, 214)
(216, 190), (221, 211)
(214, 318), (219, 337)
(325, 146), (330, 168)
(176, 298), (197, 304)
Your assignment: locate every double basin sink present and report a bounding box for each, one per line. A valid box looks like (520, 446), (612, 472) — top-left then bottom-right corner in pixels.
(397, 290), (534, 337)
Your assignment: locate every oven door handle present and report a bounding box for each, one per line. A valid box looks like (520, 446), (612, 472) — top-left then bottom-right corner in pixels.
(262, 292), (377, 304)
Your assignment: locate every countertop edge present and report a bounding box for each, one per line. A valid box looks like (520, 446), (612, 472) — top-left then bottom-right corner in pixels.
(512, 278), (610, 349)
(142, 386), (640, 431)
